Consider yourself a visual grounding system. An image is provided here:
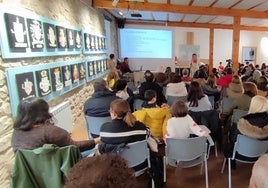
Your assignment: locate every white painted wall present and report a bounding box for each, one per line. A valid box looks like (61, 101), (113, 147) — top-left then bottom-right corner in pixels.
(213, 29), (233, 68)
(240, 31), (268, 65)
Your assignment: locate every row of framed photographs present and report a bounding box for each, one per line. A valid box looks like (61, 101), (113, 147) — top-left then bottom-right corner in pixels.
(6, 57), (109, 116)
(0, 7), (107, 59)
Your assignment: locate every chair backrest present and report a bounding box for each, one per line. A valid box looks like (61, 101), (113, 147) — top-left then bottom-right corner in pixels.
(233, 134), (268, 160)
(85, 115), (111, 137)
(166, 95), (187, 106)
(208, 96), (215, 109)
(221, 97), (234, 114)
(231, 109), (248, 124)
(10, 144), (81, 188)
(133, 98), (145, 111)
(165, 137), (207, 162)
(119, 140), (150, 168)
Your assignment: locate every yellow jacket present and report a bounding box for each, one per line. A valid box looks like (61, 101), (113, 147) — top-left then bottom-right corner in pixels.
(133, 107), (171, 140)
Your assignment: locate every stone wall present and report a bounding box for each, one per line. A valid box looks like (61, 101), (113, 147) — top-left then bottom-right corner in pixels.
(0, 0), (118, 187)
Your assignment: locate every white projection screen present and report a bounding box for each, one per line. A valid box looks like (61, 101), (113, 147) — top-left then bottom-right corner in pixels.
(119, 27), (173, 71)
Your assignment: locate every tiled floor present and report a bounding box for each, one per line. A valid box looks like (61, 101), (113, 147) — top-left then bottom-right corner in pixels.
(71, 115), (253, 188)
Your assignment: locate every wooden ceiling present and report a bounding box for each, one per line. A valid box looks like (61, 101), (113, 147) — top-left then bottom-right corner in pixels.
(93, 0), (268, 31)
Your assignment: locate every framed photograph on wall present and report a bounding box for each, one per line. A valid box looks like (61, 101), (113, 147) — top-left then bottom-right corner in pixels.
(5, 13), (28, 50)
(56, 26), (67, 48)
(43, 22), (57, 48)
(74, 30), (82, 49)
(242, 47), (256, 64)
(35, 69), (51, 97)
(16, 72), (36, 100)
(66, 29), (75, 49)
(27, 18), (44, 50)
(50, 67), (63, 92)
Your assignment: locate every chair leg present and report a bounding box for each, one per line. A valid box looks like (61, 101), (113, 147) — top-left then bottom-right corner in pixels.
(221, 158), (226, 173)
(214, 143), (218, 157)
(163, 156), (167, 187)
(228, 158), (232, 188)
(204, 156), (209, 188)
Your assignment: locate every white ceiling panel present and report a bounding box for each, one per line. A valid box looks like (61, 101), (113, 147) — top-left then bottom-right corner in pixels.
(209, 16), (233, 24)
(183, 14), (200, 22)
(168, 13), (184, 22)
(170, 0), (190, 5)
(213, 0), (240, 8)
(197, 15), (216, 23)
(148, 0), (167, 3)
(251, 1), (268, 11)
(152, 12), (168, 21)
(232, 0), (267, 10)
(192, 0), (214, 7)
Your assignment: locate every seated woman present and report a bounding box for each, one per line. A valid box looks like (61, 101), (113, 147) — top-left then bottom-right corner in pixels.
(166, 101), (209, 139)
(225, 95), (268, 162)
(186, 81), (212, 112)
(257, 76), (268, 97)
(165, 74), (187, 97)
(201, 74), (221, 104)
(11, 97), (100, 153)
(226, 75), (244, 99)
(133, 90), (171, 141)
(113, 79), (130, 100)
(229, 82), (258, 113)
(106, 69), (119, 90)
(99, 99), (148, 153)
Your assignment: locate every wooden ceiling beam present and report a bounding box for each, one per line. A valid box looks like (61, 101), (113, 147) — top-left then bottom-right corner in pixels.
(93, 0), (268, 19)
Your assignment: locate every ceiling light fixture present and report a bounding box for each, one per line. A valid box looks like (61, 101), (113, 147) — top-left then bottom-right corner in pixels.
(112, 0), (119, 7)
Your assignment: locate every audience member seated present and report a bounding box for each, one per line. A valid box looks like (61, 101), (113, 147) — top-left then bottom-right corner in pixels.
(229, 82), (258, 113)
(181, 68), (191, 83)
(139, 71), (167, 106)
(155, 72), (167, 87)
(193, 65), (208, 80)
(217, 67), (234, 89)
(133, 90), (171, 141)
(164, 66), (172, 78)
(218, 62), (225, 73)
(225, 95), (268, 161)
(194, 69), (208, 85)
(257, 76), (268, 97)
(120, 57), (132, 74)
(226, 75), (244, 99)
(212, 68), (220, 79)
(64, 154), (137, 188)
(186, 81), (212, 112)
(99, 99), (148, 153)
(113, 79), (130, 100)
(166, 101), (209, 139)
(11, 97), (100, 153)
(84, 78), (119, 117)
(201, 74), (221, 104)
(250, 154), (268, 188)
(165, 74), (187, 97)
(238, 63), (245, 76)
(106, 69), (119, 90)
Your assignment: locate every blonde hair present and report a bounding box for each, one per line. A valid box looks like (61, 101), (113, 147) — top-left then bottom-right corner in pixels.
(107, 70), (119, 83)
(248, 95), (268, 114)
(110, 99), (136, 127)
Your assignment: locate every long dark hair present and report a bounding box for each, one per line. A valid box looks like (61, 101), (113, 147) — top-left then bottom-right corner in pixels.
(187, 81), (204, 107)
(14, 97), (53, 131)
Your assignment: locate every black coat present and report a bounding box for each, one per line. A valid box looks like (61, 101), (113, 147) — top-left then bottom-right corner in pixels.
(84, 89), (119, 117)
(189, 109), (220, 141)
(139, 82), (167, 106)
